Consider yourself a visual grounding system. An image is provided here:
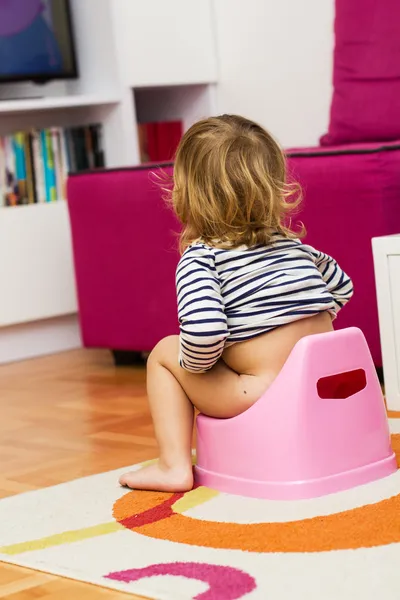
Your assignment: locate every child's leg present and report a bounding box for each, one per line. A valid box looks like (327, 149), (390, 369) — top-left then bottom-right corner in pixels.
(119, 335), (269, 492)
(119, 340), (195, 492)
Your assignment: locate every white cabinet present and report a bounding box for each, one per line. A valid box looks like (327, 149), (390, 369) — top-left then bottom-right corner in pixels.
(373, 235), (400, 410)
(111, 0), (218, 87)
(0, 203), (77, 327)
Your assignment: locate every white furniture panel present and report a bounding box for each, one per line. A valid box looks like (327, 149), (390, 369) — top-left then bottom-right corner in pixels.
(0, 203), (77, 327)
(372, 235), (400, 410)
(111, 0), (218, 87)
(0, 316), (81, 365)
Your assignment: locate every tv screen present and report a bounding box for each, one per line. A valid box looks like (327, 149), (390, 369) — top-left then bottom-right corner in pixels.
(0, 0), (78, 83)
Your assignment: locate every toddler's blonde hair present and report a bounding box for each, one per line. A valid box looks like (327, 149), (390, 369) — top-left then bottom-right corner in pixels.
(171, 114), (303, 252)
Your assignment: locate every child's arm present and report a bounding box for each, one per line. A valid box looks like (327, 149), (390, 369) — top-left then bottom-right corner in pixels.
(176, 245), (228, 373)
(303, 244), (353, 312)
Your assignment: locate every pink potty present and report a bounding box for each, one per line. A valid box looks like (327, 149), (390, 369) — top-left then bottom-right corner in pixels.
(195, 328), (397, 500)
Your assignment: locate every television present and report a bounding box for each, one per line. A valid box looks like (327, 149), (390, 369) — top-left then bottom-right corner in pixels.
(0, 0), (78, 84)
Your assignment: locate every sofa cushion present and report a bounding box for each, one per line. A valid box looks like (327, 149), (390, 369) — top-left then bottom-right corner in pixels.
(321, 0), (400, 145)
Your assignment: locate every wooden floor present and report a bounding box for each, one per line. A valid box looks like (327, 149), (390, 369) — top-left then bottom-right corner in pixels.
(0, 349), (156, 599)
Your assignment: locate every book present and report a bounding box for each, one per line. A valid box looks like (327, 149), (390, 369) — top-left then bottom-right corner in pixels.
(5, 136), (18, 207)
(51, 128), (63, 202)
(45, 129), (57, 202)
(31, 129), (46, 204)
(71, 127), (89, 171)
(138, 120), (183, 163)
(40, 129), (50, 202)
(0, 136), (6, 207)
(65, 129), (76, 174)
(156, 120), (183, 162)
(146, 122), (159, 162)
(59, 130), (69, 199)
(13, 132), (28, 204)
(25, 133), (37, 204)
(84, 126), (95, 170)
(138, 123), (149, 163)
(90, 124), (105, 168)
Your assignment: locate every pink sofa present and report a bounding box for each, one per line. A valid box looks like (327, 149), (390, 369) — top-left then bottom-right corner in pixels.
(67, 143), (400, 366)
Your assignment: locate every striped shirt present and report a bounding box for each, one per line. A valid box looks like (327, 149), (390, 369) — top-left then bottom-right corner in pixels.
(176, 234), (353, 373)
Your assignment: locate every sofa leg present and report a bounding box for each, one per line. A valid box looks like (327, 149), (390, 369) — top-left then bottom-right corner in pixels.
(111, 350), (147, 367)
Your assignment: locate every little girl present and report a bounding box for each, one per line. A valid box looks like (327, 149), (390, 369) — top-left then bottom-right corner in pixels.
(119, 115), (353, 492)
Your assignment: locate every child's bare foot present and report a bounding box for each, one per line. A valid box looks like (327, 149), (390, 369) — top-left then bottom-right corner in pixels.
(119, 461), (193, 492)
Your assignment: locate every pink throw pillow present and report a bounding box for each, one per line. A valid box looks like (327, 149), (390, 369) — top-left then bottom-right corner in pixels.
(321, 0), (400, 145)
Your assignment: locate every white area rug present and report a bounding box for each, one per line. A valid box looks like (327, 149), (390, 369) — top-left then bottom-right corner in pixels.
(1, 418), (400, 600)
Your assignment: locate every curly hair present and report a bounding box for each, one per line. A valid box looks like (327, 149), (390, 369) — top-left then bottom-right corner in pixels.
(168, 114), (304, 252)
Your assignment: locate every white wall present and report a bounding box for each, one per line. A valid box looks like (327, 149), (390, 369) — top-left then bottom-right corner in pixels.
(213, 0), (335, 148)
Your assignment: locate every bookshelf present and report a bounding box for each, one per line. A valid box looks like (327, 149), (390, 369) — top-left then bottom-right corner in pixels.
(0, 0), (217, 363)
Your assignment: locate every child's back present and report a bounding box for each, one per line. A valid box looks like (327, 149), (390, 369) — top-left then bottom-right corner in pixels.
(177, 234), (352, 374)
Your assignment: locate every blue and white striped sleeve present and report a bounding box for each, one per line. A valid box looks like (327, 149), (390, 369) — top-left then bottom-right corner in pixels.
(176, 245), (228, 373)
(303, 244), (354, 312)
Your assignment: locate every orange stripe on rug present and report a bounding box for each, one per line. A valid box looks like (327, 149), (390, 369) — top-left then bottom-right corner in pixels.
(388, 410), (400, 419)
(117, 489), (400, 553)
(0, 521), (123, 556)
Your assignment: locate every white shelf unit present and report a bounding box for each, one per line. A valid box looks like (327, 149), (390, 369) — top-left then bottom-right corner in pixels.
(0, 0), (218, 363)
(0, 94), (137, 363)
(0, 94), (120, 114)
(0, 97), (137, 169)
